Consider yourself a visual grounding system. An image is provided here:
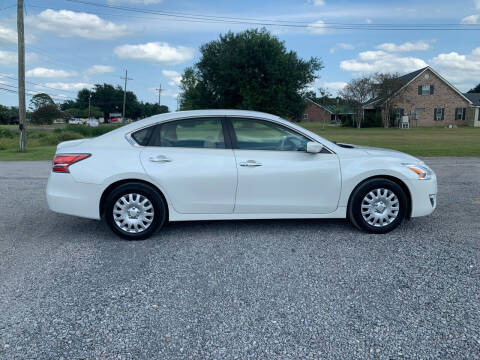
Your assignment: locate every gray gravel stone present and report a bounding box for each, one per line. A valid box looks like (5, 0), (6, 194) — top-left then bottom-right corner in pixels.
(0, 158), (479, 359)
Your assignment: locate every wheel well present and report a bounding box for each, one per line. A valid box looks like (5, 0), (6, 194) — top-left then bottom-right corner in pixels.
(99, 179), (169, 220)
(347, 175), (412, 219)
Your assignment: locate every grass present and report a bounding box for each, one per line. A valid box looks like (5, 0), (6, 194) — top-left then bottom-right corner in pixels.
(0, 123), (479, 160)
(302, 124), (480, 157)
(0, 124), (121, 161)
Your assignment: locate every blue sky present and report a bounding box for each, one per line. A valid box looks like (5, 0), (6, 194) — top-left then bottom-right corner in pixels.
(0, 0), (479, 112)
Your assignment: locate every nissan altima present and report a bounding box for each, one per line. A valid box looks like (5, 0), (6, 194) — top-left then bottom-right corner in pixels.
(46, 110), (437, 240)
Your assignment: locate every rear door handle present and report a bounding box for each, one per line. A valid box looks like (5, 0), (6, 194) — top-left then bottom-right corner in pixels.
(239, 160), (262, 167)
(149, 155), (172, 163)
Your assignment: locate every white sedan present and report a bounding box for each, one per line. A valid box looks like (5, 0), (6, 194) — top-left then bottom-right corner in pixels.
(46, 110), (437, 240)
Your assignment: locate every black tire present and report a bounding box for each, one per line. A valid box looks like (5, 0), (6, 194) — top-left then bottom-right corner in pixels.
(348, 178), (407, 234)
(104, 182), (167, 240)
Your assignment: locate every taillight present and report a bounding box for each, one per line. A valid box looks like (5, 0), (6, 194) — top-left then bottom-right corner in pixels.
(52, 153), (90, 173)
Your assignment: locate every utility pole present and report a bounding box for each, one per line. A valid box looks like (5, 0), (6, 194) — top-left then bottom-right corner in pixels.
(155, 84), (162, 106)
(17, 0), (26, 151)
(120, 70), (132, 123)
(88, 93), (91, 118)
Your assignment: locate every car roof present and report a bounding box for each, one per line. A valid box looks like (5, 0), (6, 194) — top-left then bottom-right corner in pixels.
(96, 109), (338, 151)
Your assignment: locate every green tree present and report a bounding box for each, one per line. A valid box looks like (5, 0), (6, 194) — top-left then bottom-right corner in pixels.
(31, 104), (63, 124)
(140, 103), (169, 118)
(468, 83), (480, 93)
(0, 105), (10, 124)
(29, 93), (54, 111)
(179, 28), (323, 119)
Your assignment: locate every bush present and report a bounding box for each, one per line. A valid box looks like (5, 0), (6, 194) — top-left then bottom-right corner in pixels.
(0, 128), (15, 139)
(66, 124), (120, 137)
(0, 139), (8, 150)
(38, 131), (82, 146)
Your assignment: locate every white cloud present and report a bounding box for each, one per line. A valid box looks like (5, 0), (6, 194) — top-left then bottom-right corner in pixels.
(84, 65), (115, 75)
(377, 41), (430, 52)
(330, 43), (355, 53)
(0, 50), (17, 65)
(0, 25), (17, 44)
(323, 81), (348, 91)
(430, 48), (480, 90)
(31, 9), (128, 40)
(309, 0), (326, 6)
(114, 42), (194, 65)
(162, 70), (182, 86)
(340, 50), (428, 74)
(365, 18), (372, 24)
(308, 20), (328, 34)
(108, 0), (163, 3)
(26, 67), (76, 78)
(461, 14), (480, 24)
(475, 0), (480, 9)
(41, 82), (94, 91)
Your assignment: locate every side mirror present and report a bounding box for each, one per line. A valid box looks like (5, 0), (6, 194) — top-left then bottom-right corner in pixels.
(306, 141), (323, 154)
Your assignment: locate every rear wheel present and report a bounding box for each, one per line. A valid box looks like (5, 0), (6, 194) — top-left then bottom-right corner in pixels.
(348, 178), (407, 234)
(104, 182), (167, 240)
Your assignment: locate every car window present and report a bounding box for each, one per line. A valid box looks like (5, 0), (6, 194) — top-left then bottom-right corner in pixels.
(131, 125), (156, 146)
(231, 118), (309, 151)
(150, 117), (225, 149)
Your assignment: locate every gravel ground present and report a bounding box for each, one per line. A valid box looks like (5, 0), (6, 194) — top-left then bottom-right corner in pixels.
(0, 158), (479, 359)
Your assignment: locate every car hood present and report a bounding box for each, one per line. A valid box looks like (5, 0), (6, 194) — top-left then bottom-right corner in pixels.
(337, 143), (422, 164)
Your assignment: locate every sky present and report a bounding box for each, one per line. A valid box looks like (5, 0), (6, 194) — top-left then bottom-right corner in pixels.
(0, 0), (479, 112)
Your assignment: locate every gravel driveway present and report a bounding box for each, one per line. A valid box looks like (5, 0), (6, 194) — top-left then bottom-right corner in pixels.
(1, 158), (479, 359)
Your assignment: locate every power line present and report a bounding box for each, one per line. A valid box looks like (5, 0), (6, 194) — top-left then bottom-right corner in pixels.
(0, 74), (77, 95)
(61, 0), (480, 31)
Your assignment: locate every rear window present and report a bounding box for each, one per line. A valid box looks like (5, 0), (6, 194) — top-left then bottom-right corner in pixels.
(131, 126), (156, 146)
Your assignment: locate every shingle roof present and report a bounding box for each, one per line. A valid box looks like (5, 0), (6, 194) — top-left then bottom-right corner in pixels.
(307, 99), (354, 114)
(464, 93), (480, 106)
(363, 67), (429, 107)
(396, 67), (428, 87)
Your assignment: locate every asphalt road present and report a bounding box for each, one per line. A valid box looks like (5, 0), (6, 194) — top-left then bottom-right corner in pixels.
(1, 158), (479, 359)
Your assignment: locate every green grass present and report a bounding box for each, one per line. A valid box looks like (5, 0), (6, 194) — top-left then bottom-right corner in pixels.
(303, 124), (480, 157)
(0, 123), (479, 160)
(0, 124), (121, 161)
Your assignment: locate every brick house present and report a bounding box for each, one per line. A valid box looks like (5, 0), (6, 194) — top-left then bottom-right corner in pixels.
(363, 66), (477, 127)
(301, 98), (354, 123)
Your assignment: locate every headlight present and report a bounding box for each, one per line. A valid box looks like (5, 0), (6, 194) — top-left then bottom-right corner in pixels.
(404, 164), (433, 180)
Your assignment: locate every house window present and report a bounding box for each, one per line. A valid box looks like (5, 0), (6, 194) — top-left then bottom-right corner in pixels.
(395, 108), (404, 120)
(455, 108), (466, 121)
(303, 113), (308, 120)
(434, 108), (444, 121)
(418, 85), (434, 95)
(415, 108), (425, 120)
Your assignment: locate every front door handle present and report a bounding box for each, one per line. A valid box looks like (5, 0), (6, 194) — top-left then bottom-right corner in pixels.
(149, 155), (172, 163)
(239, 160), (262, 167)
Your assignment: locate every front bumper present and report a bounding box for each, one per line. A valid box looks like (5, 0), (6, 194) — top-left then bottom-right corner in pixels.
(46, 172), (103, 220)
(406, 175), (437, 218)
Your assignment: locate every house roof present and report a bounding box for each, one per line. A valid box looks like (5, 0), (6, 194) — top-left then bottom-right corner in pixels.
(307, 98), (355, 114)
(363, 66), (472, 107)
(464, 93), (480, 107)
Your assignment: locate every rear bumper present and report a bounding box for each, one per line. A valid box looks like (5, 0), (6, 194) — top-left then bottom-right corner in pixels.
(46, 172), (103, 220)
(406, 176), (437, 218)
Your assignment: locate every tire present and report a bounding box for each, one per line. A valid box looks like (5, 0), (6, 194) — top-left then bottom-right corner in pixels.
(104, 182), (167, 240)
(348, 178), (407, 234)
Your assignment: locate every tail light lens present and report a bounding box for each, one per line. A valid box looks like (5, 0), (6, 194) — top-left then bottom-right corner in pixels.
(52, 153), (90, 173)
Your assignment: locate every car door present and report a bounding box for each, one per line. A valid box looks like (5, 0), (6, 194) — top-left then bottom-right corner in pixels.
(139, 117), (237, 214)
(229, 117), (341, 214)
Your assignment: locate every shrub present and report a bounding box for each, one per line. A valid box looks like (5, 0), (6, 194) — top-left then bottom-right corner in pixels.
(66, 124), (120, 137)
(0, 128), (14, 139)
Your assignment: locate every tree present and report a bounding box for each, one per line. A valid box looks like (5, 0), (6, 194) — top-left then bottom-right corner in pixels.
(371, 73), (404, 128)
(339, 76), (373, 128)
(140, 103), (169, 118)
(29, 93), (54, 111)
(31, 104), (63, 124)
(0, 105), (11, 124)
(179, 28), (323, 119)
(468, 83), (480, 93)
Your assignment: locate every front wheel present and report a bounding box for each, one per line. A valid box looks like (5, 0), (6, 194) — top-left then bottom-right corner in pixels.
(348, 178), (407, 234)
(104, 183), (167, 240)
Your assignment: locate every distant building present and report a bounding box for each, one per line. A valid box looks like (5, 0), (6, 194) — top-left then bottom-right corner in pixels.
(363, 66), (479, 127)
(301, 98), (355, 124)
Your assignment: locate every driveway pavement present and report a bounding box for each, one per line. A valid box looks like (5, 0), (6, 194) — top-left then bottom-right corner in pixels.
(0, 158), (479, 359)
